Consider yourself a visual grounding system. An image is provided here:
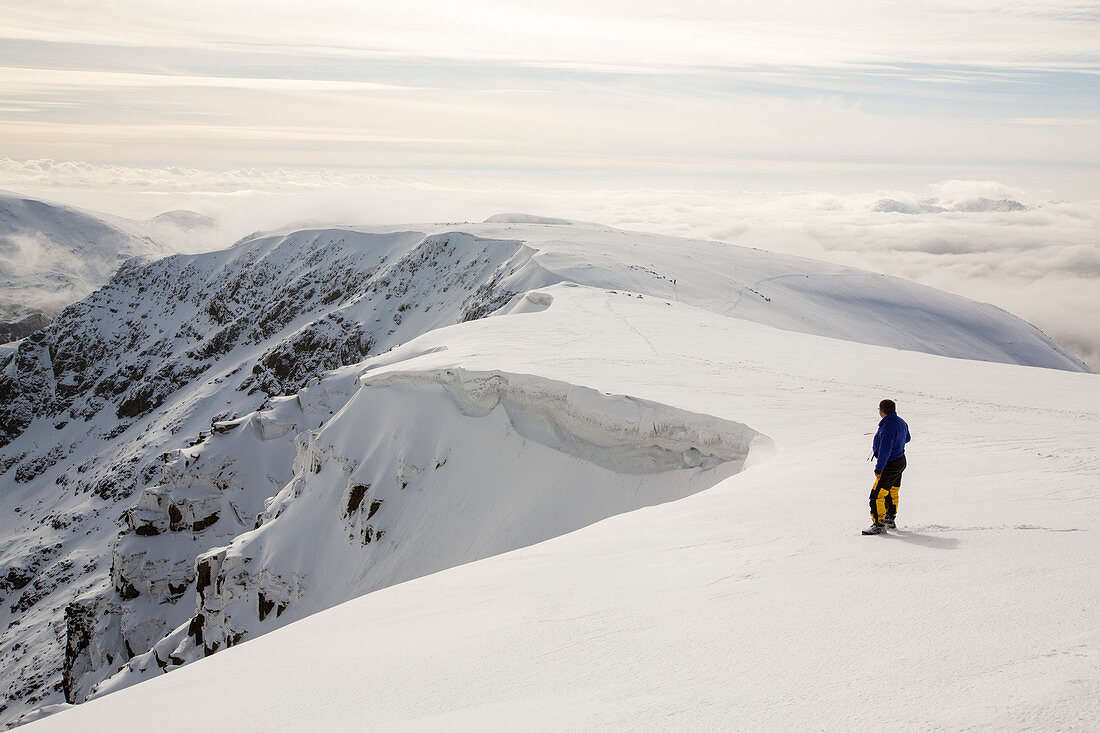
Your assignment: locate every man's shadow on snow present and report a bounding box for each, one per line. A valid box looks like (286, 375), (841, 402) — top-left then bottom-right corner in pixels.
(880, 529), (960, 550)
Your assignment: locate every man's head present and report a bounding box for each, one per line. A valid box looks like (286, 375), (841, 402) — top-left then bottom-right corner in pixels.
(879, 399), (896, 416)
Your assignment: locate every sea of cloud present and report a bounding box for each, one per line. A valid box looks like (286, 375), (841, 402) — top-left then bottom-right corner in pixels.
(2, 159), (1097, 370)
(544, 181), (1100, 371)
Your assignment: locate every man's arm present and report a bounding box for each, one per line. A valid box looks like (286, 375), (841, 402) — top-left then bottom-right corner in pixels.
(873, 422), (896, 474)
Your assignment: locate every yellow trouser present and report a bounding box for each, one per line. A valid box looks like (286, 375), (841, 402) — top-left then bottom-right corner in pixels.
(869, 477), (900, 523)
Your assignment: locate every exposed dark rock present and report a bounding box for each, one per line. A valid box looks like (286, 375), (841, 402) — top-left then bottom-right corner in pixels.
(211, 420), (235, 435)
(0, 312), (50, 344)
(0, 339), (56, 448)
(2, 566), (33, 592)
(116, 360), (211, 420)
(345, 484), (370, 516)
(360, 526), (385, 545)
(462, 271), (516, 322)
(240, 315), (375, 397)
(10, 586), (46, 614)
(116, 388), (156, 419)
(62, 602), (96, 703)
(257, 592), (275, 622)
(195, 560), (213, 599)
(116, 581), (140, 601)
(187, 613), (205, 644)
(191, 512), (219, 532)
(168, 503), (183, 529)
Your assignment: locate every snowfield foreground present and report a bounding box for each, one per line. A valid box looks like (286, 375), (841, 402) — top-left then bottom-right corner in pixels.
(24, 281), (1099, 731)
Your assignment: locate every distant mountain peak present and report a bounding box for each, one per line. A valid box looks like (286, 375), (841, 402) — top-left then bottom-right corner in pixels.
(483, 213), (573, 225)
(0, 192), (161, 324)
(147, 210), (217, 229)
(871, 197), (1029, 214)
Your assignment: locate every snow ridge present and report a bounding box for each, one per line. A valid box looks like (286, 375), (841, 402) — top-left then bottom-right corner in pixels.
(89, 367), (767, 700)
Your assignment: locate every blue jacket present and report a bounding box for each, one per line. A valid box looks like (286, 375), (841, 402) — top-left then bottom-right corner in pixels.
(873, 413), (910, 472)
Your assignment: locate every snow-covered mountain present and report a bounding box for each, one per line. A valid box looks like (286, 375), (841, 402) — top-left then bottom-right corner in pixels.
(0, 192), (221, 342)
(0, 216), (1092, 727)
(871, 196), (1030, 214)
(22, 283), (1099, 732)
(0, 193), (163, 329)
(105, 209), (223, 261)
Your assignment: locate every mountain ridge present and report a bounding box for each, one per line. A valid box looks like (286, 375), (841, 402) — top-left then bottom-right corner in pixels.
(0, 217), (1090, 725)
(17, 274), (1100, 732)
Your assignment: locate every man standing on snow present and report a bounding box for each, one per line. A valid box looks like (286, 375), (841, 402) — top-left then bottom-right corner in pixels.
(863, 399), (911, 535)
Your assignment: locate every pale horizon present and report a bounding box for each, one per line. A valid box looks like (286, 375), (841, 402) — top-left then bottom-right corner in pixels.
(2, 1), (1098, 194)
(1, 1), (1098, 367)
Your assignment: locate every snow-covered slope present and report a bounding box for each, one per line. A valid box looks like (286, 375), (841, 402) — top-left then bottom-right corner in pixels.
(0, 192), (225, 340)
(0, 193), (167, 330)
(430, 218), (1087, 371)
(0, 217), (1090, 727)
(0, 227), (540, 722)
(83, 366), (765, 703)
(20, 281), (1100, 732)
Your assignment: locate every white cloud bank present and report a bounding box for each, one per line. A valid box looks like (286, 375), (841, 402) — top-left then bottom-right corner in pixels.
(549, 181), (1100, 371)
(3, 159), (1097, 371)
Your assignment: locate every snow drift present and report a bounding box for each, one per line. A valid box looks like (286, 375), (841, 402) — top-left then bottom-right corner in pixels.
(89, 367), (767, 699)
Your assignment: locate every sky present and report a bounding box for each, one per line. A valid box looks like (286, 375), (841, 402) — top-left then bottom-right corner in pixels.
(1, 0), (1099, 366)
